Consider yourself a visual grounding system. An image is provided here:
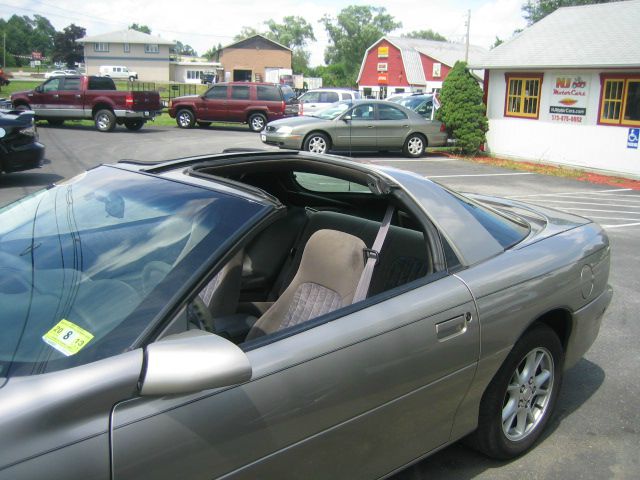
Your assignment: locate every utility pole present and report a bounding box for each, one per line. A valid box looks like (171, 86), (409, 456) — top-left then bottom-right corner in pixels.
(3, 32), (5, 68)
(465, 9), (471, 63)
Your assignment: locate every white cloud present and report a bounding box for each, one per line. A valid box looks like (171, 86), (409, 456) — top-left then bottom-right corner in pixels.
(2, 0), (527, 66)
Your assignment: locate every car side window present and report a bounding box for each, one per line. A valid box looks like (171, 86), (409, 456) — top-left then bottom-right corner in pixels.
(350, 104), (374, 120)
(378, 104), (408, 121)
(231, 86), (250, 100)
(319, 92), (339, 103)
(61, 78), (81, 91)
(340, 92), (353, 100)
(257, 85), (281, 101)
(42, 78), (62, 92)
(300, 92), (319, 103)
(417, 102), (433, 118)
(205, 86), (228, 99)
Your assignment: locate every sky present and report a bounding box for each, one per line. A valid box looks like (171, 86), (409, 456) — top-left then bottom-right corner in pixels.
(2, 0), (528, 65)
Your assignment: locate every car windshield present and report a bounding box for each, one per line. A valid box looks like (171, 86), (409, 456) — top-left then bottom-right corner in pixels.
(0, 166), (266, 379)
(396, 96), (431, 109)
(312, 102), (351, 119)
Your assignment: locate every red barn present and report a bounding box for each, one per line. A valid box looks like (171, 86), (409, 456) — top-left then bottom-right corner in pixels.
(357, 36), (487, 99)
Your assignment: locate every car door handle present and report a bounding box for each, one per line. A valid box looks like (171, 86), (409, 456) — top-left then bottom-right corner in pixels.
(435, 313), (472, 341)
(75, 94), (81, 98)
(367, 125), (374, 128)
(403, 125), (410, 128)
(52, 94), (59, 99)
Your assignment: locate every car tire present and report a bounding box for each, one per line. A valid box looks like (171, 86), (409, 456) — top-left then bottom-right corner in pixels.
(15, 104), (30, 112)
(48, 119), (64, 126)
(197, 121), (211, 128)
(303, 132), (330, 154)
(403, 133), (426, 158)
(129, 76), (136, 82)
(94, 109), (116, 132)
(248, 113), (267, 132)
(176, 109), (195, 129)
(469, 323), (563, 459)
(124, 120), (145, 131)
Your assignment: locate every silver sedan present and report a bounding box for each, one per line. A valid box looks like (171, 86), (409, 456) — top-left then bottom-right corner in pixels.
(0, 151), (611, 479)
(261, 100), (448, 157)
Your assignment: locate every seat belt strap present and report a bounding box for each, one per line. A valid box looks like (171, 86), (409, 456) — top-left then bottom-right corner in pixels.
(353, 205), (394, 303)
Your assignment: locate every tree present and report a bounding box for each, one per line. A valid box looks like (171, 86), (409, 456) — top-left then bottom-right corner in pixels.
(522, 0), (614, 25)
(402, 29), (447, 41)
(0, 14), (56, 66)
(436, 61), (488, 155)
(491, 36), (504, 49)
(171, 40), (197, 57)
(321, 6), (401, 86)
(52, 24), (86, 68)
(264, 16), (316, 72)
(203, 43), (223, 61)
(129, 23), (151, 34)
(234, 26), (260, 42)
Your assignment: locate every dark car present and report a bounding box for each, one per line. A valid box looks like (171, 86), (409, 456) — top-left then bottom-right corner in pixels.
(201, 72), (216, 85)
(389, 93), (436, 120)
(0, 109), (45, 174)
(168, 82), (299, 132)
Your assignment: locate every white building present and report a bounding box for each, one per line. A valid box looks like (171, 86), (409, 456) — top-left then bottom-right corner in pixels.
(78, 29), (175, 82)
(473, 0), (640, 177)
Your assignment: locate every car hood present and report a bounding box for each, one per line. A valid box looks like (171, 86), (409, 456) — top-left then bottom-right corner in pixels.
(10, 90), (34, 99)
(268, 115), (330, 129)
(0, 109), (35, 127)
(172, 95), (201, 102)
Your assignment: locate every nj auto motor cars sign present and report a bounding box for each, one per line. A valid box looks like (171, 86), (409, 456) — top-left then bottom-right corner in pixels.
(549, 75), (590, 124)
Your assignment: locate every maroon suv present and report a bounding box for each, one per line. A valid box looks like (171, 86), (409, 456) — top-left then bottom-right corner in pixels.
(168, 82), (299, 132)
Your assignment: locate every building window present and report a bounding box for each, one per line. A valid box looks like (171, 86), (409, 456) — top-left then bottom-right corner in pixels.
(377, 63), (388, 72)
(432, 63), (442, 78)
(599, 75), (640, 126)
(186, 70), (202, 80)
(94, 43), (109, 52)
(145, 44), (159, 54)
(123, 43), (130, 53)
(504, 73), (543, 119)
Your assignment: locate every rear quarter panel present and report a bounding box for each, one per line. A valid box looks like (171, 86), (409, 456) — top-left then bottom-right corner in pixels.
(448, 222), (610, 439)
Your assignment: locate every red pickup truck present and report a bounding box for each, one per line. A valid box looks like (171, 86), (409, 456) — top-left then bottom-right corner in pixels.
(11, 75), (162, 132)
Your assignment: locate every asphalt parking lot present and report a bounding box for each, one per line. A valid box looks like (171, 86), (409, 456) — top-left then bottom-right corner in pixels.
(1, 124), (638, 479)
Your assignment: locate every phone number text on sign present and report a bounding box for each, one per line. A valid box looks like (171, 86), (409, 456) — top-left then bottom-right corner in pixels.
(551, 114), (583, 124)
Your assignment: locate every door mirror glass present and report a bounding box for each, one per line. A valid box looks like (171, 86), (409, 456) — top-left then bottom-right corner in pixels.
(140, 330), (252, 396)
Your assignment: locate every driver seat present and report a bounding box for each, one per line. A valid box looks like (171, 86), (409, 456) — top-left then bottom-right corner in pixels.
(246, 229), (366, 340)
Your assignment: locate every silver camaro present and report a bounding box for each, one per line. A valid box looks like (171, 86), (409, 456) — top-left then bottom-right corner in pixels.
(261, 100), (448, 157)
(0, 151), (611, 479)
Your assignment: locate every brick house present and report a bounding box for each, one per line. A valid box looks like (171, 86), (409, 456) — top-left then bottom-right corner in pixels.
(78, 29), (175, 82)
(357, 36), (487, 99)
(219, 35), (292, 83)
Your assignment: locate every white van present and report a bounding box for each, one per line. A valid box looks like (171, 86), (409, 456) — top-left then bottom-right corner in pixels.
(298, 88), (361, 115)
(98, 66), (138, 81)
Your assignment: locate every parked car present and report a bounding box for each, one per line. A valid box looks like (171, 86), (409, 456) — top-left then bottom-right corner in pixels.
(389, 93), (437, 120)
(200, 72), (216, 85)
(10, 75), (162, 132)
(43, 70), (69, 79)
(169, 82), (299, 132)
(0, 109), (45, 174)
(98, 65), (138, 81)
(298, 88), (361, 116)
(0, 150), (611, 479)
(262, 99), (447, 157)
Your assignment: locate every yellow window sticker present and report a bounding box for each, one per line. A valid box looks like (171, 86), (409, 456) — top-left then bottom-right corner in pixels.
(42, 319), (94, 357)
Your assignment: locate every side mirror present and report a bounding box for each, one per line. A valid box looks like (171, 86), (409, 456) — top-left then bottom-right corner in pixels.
(35, 85), (43, 93)
(342, 114), (352, 122)
(140, 330), (252, 396)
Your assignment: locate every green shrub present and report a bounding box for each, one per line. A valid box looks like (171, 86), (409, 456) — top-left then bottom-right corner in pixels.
(437, 61), (488, 155)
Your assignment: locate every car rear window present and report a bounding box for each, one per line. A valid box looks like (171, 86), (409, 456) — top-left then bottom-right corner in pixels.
(320, 92), (339, 103)
(257, 85), (281, 101)
(280, 85), (296, 102)
(88, 76), (116, 90)
(61, 78), (81, 91)
(378, 104), (407, 120)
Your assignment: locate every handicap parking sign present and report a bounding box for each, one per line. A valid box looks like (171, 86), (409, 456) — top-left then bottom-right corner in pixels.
(628, 128), (639, 149)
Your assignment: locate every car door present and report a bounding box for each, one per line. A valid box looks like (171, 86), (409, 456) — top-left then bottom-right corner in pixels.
(375, 103), (413, 148)
(202, 85), (229, 120)
(111, 267), (479, 479)
(29, 77), (64, 116)
(334, 102), (377, 150)
(227, 84), (251, 122)
(57, 77), (83, 118)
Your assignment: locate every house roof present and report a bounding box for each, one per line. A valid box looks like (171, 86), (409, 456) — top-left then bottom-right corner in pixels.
(221, 34), (291, 52)
(357, 36), (487, 85)
(78, 29), (175, 45)
(472, 0), (640, 69)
